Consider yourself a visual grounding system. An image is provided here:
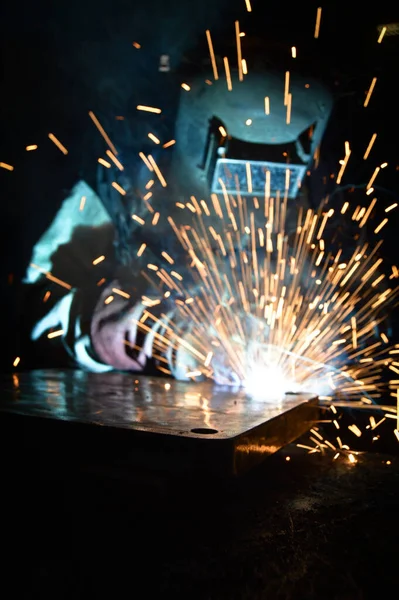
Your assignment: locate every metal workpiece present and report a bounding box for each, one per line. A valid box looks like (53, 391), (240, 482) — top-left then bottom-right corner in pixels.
(1, 369), (318, 475)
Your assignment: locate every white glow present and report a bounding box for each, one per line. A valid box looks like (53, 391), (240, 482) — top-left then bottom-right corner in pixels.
(243, 364), (298, 401)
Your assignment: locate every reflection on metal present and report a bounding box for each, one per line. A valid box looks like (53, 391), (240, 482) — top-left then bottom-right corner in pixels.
(1, 369), (318, 475)
(212, 158), (306, 198)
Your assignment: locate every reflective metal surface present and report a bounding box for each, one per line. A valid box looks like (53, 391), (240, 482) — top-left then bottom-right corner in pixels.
(2, 370), (318, 474)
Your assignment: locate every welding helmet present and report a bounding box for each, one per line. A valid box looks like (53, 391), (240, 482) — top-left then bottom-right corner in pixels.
(169, 69), (333, 203)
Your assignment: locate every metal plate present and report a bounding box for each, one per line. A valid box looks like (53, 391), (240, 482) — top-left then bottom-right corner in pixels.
(1, 370), (318, 475)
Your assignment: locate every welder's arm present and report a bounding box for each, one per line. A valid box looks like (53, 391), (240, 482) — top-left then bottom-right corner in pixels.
(31, 281), (201, 379)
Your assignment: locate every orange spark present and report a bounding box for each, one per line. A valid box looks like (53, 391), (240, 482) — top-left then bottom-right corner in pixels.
(314, 7), (322, 39)
(88, 111), (118, 155)
(363, 133), (377, 159)
(106, 150), (124, 170)
(364, 77), (377, 107)
(47, 329), (64, 339)
(92, 255), (105, 265)
(136, 105), (162, 114)
(0, 162), (14, 171)
(148, 133), (161, 144)
(223, 57), (232, 91)
(98, 158), (111, 168)
(112, 181), (127, 195)
(205, 30), (219, 80)
(48, 133), (68, 155)
(148, 154), (167, 187)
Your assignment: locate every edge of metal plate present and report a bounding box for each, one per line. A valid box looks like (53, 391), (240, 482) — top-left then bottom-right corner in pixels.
(0, 370), (319, 476)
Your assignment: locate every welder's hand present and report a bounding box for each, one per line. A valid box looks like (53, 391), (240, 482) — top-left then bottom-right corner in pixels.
(90, 281), (151, 371)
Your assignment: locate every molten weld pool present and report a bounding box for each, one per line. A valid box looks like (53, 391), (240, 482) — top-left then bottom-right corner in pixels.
(0, 370), (318, 475)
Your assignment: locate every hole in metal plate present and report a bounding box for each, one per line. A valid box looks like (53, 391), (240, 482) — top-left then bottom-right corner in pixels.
(190, 427), (219, 435)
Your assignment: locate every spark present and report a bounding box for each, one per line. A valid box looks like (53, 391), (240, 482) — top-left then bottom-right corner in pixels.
(47, 329), (64, 339)
(385, 203), (397, 213)
(137, 243), (146, 257)
(348, 453), (357, 464)
(291, 46), (297, 58)
(79, 196), (86, 211)
(245, 118), (252, 126)
(314, 7), (322, 39)
(43, 291), (51, 302)
(363, 133), (377, 159)
(132, 215), (145, 225)
(235, 21), (244, 82)
(139, 152), (153, 171)
(348, 424), (362, 437)
(286, 93), (292, 124)
(148, 155), (167, 187)
(364, 77), (377, 107)
(351, 317), (357, 349)
(377, 27), (387, 43)
(163, 139), (176, 148)
(148, 133), (160, 144)
(136, 105), (162, 114)
(246, 163), (253, 193)
(30, 263), (72, 290)
(92, 255), (105, 265)
(205, 30), (219, 80)
(366, 167), (380, 189)
(98, 158), (111, 168)
(152, 212), (160, 226)
(104, 296), (114, 305)
(48, 133), (68, 155)
(88, 111), (118, 155)
(336, 149), (351, 184)
(374, 218), (388, 234)
(284, 71), (290, 105)
(223, 57), (233, 91)
(143, 191), (152, 201)
(181, 83), (190, 91)
(106, 150), (124, 170)
(112, 181), (127, 195)
(264, 96), (270, 115)
(241, 59), (248, 75)
(0, 162), (14, 171)
(132, 41), (141, 49)
(244, 0), (252, 12)
(162, 251), (174, 265)
(112, 288), (131, 299)
(13, 357), (20, 367)
(26, 144), (38, 151)
(165, 383), (171, 391)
